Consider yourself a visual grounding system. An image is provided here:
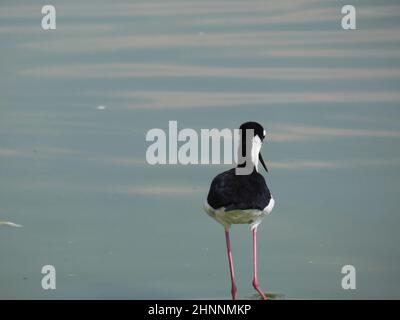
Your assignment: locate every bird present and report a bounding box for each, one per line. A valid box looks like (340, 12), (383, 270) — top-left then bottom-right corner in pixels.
(204, 121), (275, 300)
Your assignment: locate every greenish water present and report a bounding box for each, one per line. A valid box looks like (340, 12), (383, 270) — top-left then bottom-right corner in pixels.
(1, 0), (400, 299)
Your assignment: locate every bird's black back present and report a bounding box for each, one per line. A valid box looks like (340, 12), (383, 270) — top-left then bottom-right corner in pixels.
(207, 168), (271, 211)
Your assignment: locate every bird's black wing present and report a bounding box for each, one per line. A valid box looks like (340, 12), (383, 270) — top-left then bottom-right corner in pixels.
(207, 168), (271, 211)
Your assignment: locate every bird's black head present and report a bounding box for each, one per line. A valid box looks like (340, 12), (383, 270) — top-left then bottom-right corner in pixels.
(239, 122), (266, 141)
(238, 121), (268, 173)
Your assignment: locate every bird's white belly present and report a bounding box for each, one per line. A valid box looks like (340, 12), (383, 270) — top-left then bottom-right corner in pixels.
(204, 198), (275, 230)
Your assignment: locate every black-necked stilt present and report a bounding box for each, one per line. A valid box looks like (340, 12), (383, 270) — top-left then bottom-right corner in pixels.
(204, 122), (274, 300)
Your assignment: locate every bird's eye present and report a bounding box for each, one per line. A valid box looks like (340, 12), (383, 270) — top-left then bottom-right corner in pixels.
(263, 130), (266, 137)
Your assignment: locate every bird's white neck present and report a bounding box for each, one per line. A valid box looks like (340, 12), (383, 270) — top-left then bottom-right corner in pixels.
(237, 135), (262, 172)
(251, 136), (262, 172)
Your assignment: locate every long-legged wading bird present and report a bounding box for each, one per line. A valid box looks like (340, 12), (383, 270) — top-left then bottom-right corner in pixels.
(204, 122), (274, 300)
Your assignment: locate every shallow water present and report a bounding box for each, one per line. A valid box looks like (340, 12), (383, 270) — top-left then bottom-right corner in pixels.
(1, 0), (400, 299)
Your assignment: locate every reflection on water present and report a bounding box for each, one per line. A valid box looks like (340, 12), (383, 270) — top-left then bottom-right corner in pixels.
(1, 0), (400, 299)
(247, 292), (286, 300)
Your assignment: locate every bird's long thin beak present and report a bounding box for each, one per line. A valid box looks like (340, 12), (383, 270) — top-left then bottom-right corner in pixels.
(259, 153), (268, 172)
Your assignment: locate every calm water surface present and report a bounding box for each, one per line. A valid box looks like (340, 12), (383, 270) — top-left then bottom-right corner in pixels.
(1, 0), (400, 299)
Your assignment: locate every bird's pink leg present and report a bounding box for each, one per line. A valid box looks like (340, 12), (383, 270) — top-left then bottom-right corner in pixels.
(225, 226), (237, 300)
(252, 227), (267, 300)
